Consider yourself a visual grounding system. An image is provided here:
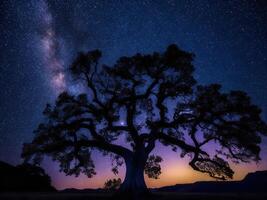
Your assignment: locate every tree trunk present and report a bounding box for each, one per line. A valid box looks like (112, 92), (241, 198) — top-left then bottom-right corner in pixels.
(116, 151), (149, 199)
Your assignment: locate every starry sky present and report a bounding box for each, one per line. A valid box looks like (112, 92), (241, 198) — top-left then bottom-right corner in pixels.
(0, 0), (267, 190)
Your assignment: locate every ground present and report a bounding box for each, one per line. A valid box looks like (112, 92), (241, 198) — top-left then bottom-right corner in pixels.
(1, 192), (267, 200)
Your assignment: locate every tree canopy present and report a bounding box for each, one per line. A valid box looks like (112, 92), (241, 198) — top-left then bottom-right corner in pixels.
(22, 44), (267, 191)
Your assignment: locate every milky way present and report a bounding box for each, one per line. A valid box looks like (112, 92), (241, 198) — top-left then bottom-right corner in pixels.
(38, 0), (66, 93)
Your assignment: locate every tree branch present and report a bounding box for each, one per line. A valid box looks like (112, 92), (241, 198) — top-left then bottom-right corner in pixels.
(156, 133), (208, 155)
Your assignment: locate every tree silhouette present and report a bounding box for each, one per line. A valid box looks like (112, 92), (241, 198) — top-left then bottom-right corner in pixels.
(22, 44), (267, 198)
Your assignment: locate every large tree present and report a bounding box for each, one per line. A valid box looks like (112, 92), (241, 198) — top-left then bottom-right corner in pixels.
(22, 45), (267, 197)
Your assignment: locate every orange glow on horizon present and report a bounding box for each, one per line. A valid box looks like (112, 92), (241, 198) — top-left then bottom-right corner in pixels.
(44, 144), (267, 190)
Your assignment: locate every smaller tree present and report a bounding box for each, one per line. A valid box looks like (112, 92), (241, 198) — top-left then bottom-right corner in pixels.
(104, 178), (122, 190)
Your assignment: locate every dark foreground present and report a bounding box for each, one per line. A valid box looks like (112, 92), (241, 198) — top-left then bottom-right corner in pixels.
(1, 192), (267, 200)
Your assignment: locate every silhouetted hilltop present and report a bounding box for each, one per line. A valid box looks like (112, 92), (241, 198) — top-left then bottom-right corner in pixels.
(241, 171), (267, 192)
(0, 161), (56, 192)
(243, 170), (267, 183)
(157, 170), (267, 193)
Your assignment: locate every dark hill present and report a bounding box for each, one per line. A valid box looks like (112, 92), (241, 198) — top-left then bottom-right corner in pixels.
(157, 170), (267, 193)
(0, 161), (56, 192)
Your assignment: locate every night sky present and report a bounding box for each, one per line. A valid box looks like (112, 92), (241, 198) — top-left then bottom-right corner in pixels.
(0, 0), (267, 189)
